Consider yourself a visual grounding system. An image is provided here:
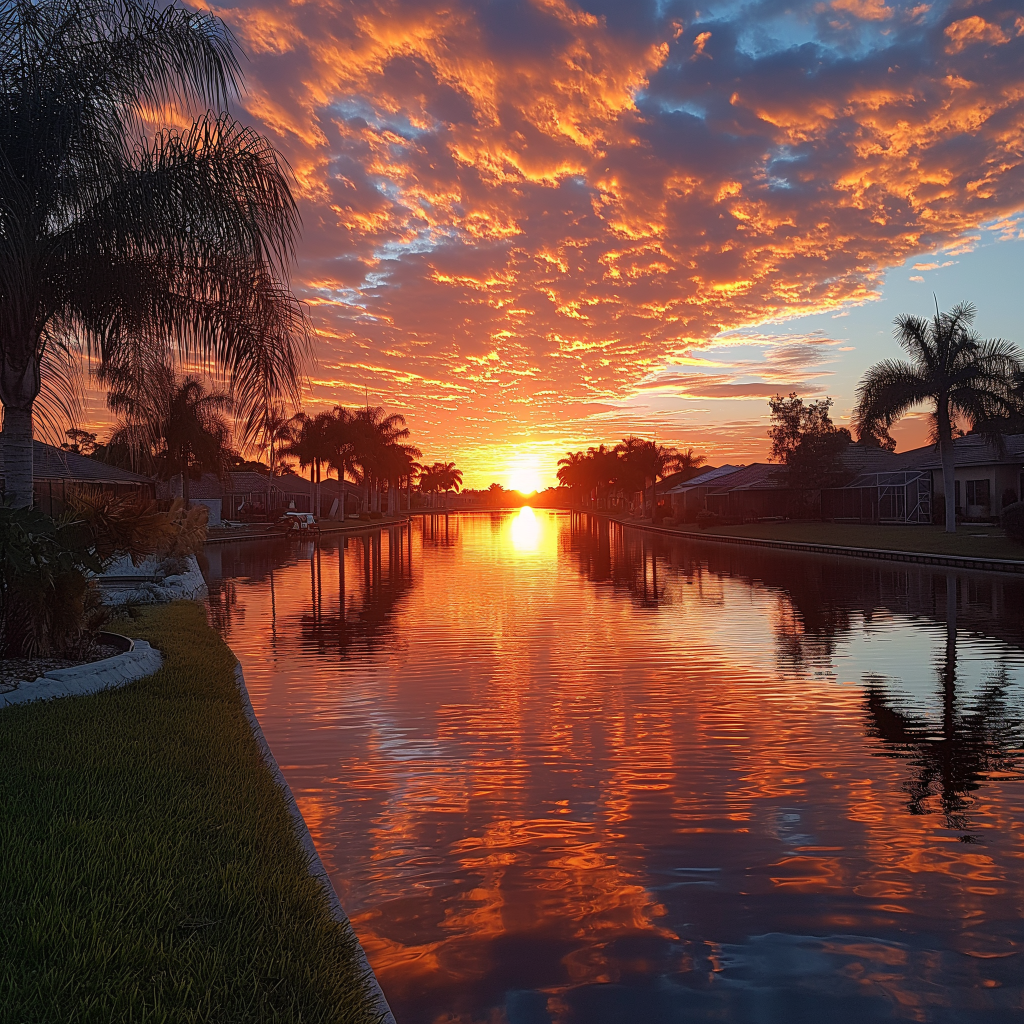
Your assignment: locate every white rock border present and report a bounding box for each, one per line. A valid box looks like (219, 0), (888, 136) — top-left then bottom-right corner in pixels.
(233, 663), (397, 1024)
(0, 639), (163, 708)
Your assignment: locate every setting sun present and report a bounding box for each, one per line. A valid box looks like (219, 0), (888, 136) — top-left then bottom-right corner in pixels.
(506, 462), (543, 494)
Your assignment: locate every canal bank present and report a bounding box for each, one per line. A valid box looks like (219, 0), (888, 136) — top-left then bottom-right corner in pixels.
(580, 510), (1024, 576)
(0, 602), (393, 1023)
(206, 514), (412, 545)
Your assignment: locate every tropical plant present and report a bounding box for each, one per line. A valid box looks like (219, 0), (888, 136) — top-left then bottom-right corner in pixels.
(854, 303), (1023, 532)
(351, 406), (415, 514)
(280, 411), (335, 518)
(617, 437), (681, 520)
(107, 368), (233, 508)
(0, 0), (309, 508)
(254, 405), (296, 516)
(1002, 502), (1024, 544)
(0, 504), (104, 658)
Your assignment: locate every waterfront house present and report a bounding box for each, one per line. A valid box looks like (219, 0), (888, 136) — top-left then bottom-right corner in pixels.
(0, 439), (155, 516)
(918, 433), (1024, 521)
(706, 444), (905, 522)
(664, 466), (743, 521)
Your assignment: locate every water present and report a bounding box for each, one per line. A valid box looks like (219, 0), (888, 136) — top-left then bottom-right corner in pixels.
(205, 510), (1024, 1023)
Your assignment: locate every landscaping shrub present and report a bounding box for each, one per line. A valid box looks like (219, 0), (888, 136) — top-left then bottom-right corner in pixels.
(1002, 488), (1019, 510)
(696, 509), (720, 531)
(0, 504), (106, 659)
(1002, 501), (1024, 544)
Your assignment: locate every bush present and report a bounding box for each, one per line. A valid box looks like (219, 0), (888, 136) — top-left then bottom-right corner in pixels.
(1002, 488), (1019, 510)
(1001, 501), (1024, 544)
(68, 492), (207, 561)
(0, 504), (106, 659)
(696, 509), (720, 531)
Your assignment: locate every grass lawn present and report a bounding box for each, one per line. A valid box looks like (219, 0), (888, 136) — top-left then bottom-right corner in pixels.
(668, 520), (1024, 561)
(0, 602), (386, 1024)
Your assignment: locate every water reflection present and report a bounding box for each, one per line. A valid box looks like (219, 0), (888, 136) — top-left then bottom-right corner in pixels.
(209, 512), (1024, 1023)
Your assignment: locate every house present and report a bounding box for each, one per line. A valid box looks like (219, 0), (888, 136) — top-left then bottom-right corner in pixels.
(167, 471), (365, 523)
(0, 440), (156, 517)
(821, 469), (933, 524)
(917, 433), (1024, 520)
(704, 464), (798, 519)
(663, 466), (742, 521)
(706, 444), (906, 522)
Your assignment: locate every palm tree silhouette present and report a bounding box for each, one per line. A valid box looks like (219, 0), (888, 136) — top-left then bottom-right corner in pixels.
(617, 438), (682, 520)
(108, 368), (232, 509)
(865, 575), (1024, 837)
(0, 0), (308, 506)
(281, 412), (335, 517)
(854, 302), (1022, 532)
(257, 406), (296, 517)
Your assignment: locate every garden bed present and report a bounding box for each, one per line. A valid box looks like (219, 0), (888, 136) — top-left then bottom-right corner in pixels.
(0, 602), (387, 1023)
(0, 642), (121, 692)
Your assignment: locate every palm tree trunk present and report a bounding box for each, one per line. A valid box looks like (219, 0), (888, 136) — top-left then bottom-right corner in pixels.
(652, 477), (658, 521)
(937, 400), (956, 533)
(182, 469), (191, 510)
(267, 444), (275, 518)
(0, 403), (34, 508)
(339, 471), (346, 522)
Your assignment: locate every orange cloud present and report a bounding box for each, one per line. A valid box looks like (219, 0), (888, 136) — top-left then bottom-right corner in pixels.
(944, 16), (1010, 53)
(103, 0), (1023, 480)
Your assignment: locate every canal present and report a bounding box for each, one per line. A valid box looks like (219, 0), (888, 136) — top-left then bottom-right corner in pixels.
(205, 509), (1024, 1023)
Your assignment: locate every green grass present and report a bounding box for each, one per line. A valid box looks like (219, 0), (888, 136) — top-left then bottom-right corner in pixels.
(0, 602), (386, 1024)
(668, 520), (1024, 560)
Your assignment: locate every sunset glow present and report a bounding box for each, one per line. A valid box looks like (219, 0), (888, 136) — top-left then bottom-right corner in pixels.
(196, 0), (1024, 482)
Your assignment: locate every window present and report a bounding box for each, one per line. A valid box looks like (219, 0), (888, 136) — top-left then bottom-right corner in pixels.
(965, 479), (990, 507)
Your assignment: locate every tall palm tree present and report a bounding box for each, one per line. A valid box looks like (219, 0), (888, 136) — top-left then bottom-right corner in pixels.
(351, 406), (412, 513)
(854, 303), (1023, 532)
(108, 368), (232, 509)
(326, 407), (358, 521)
(281, 412), (335, 518)
(616, 438), (681, 519)
(0, 0), (309, 507)
(557, 450), (586, 506)
(257, 405), (296, 517)
(436, 461), (463, 508)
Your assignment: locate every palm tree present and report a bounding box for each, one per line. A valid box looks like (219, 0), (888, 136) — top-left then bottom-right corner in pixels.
(108, 368), (232, 509)
(326, 408), (357, 521)
(0, 0), (308, 507)
(557, 451), (587, 505)
(616, 438), (680, 518)
(436, 462), (463, 507)
(351, 406), (413, 513)
(257, 405), (296, 517)
(854, 303), (1023, 532)
(281, 412), (335, 518)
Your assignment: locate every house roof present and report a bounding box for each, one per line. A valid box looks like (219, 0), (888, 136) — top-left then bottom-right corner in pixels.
(907, 433), (1024, 470)
(12, 441), (153, 485)
(837, 443), (903, 474)
(706, 463), (785, 492)
(663, 465), (743, 494)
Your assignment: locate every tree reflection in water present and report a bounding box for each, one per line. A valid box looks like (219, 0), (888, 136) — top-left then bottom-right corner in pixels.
(206, 526), (418, 662)
(562, 517), (1024, 835)
(865, 576), (1024, 839)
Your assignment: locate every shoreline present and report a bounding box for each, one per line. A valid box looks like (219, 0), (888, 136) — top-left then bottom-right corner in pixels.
(582, 510), (1024, 576)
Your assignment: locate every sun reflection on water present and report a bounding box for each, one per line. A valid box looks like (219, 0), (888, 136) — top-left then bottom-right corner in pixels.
(510, 505), (541, 553)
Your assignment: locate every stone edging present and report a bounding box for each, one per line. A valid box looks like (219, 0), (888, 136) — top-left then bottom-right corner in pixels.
(232, 663), (397, 1024)
(0, 640), (163, 708)
(599, 514), (1024, 576)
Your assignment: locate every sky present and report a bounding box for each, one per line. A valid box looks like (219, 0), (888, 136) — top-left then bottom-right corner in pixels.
(198, 0), (1024, 489)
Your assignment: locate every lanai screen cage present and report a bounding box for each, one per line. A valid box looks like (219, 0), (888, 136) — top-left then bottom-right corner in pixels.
(822, 471), (932, 524)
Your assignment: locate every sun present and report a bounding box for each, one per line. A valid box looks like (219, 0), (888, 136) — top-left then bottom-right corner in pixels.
(506, 465), (542, 494)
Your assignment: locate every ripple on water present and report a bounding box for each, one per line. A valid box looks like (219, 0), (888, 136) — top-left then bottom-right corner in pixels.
(208, 512), (1024, 1024)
